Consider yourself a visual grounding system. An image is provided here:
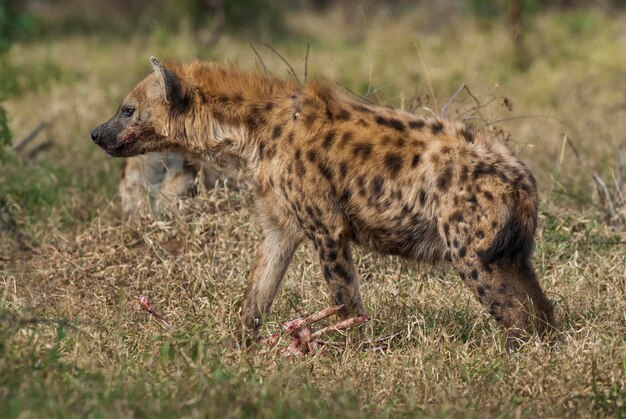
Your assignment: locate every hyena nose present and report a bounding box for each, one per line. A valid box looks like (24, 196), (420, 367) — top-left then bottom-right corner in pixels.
(91, 128), (101, 144)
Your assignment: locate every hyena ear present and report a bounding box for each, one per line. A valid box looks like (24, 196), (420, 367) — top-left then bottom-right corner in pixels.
(150, 56), (188, 108)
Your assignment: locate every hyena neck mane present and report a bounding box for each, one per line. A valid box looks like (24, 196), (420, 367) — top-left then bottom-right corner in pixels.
(165, 61), (304, 173)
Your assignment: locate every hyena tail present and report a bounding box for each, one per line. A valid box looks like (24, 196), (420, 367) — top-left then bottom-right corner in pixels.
(479, 193), (538, 266)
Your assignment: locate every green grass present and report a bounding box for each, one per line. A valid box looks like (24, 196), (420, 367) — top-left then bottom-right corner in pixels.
(2, 4), (626, 418)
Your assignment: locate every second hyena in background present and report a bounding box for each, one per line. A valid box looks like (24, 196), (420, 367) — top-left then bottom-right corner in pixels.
(119, 153), (237, 216)
(92, 57), (555, 350)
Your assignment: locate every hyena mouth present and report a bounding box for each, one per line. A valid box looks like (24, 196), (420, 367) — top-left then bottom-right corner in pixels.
(106, 141), (130, 157)
(106, 141), (144, 158)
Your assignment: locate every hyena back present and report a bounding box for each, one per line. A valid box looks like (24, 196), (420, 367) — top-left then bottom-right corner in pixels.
(92, 57), (555, 349)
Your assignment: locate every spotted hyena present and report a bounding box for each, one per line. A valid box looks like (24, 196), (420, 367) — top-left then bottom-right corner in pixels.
(92, 57), (555, 349)
(119, 152), (237, 217)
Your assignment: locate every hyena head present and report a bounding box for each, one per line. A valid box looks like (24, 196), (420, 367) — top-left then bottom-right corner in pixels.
(91, 57), (190, 158)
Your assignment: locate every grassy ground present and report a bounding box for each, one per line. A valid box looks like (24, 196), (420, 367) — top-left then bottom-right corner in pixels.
(1, 5), (626, 418)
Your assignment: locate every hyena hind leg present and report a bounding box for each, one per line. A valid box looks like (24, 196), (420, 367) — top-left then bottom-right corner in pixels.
(452, 253), (554, 350)
(514, 261), (556, 336)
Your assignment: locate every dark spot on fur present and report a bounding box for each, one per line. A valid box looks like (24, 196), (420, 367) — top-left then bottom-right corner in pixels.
(258, 142), (265, 160)
(318, 161), (333, 180)
(473, 162), (497, 180)
(307, 150), (318, 162)
(340, 131), (353, 147)
(477, 286), (485, 296)
(352, 143), (372, 159)
(322, 130), (336, 148)
(324, 266), (332, 281)
(287, 131), (295, 144)
(371, 176), (384, 196)
(334, 292), (344, 304)
(459, 246), (467, 258)
(444, 223), (450, 238)
(375, 115), (406, 132)
(272, 125), (282, 140)
(419, 189), (427, 205)
(470, 269), (478, 280)
(429, 120), (444, 134)
(340, 188), (351, 202)
(334, 264), (352, 283)
(437, 162), (454, 191)
(450, 211), (464, 223)
(339, 162), (348, 179)
(409, 119), (425, 129)
(460, 126), (474, 143)
(384, 153), (403, 177)
(396, 137), (406, 148)
(483, 191), (494, 201)
(411, 154), (421, 168)
(357, 118), (369, 127)
(337, 109), (351, 121)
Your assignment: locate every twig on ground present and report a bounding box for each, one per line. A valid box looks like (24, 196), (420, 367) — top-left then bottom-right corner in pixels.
(13, 122), (48, 153)
(138, 295), (172, 330)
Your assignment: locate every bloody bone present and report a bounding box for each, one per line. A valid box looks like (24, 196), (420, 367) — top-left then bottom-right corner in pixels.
(271, 305), (370, 356)
(138, 295), (172, 330)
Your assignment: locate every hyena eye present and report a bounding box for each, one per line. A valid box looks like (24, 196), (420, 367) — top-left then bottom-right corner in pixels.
(121, 107), (135, 117)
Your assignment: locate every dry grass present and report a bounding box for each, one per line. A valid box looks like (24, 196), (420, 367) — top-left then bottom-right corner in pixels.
(2, 5), (626, 418)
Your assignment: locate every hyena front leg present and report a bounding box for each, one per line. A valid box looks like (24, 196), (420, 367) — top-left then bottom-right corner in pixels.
(241, 228), (300, 339)
(312, 233), (365, 319)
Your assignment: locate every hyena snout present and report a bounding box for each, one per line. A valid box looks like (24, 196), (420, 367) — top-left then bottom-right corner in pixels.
(90, 127), (103, 146)
(91, 121), (145, 158)
(91, 122), (121, 153)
